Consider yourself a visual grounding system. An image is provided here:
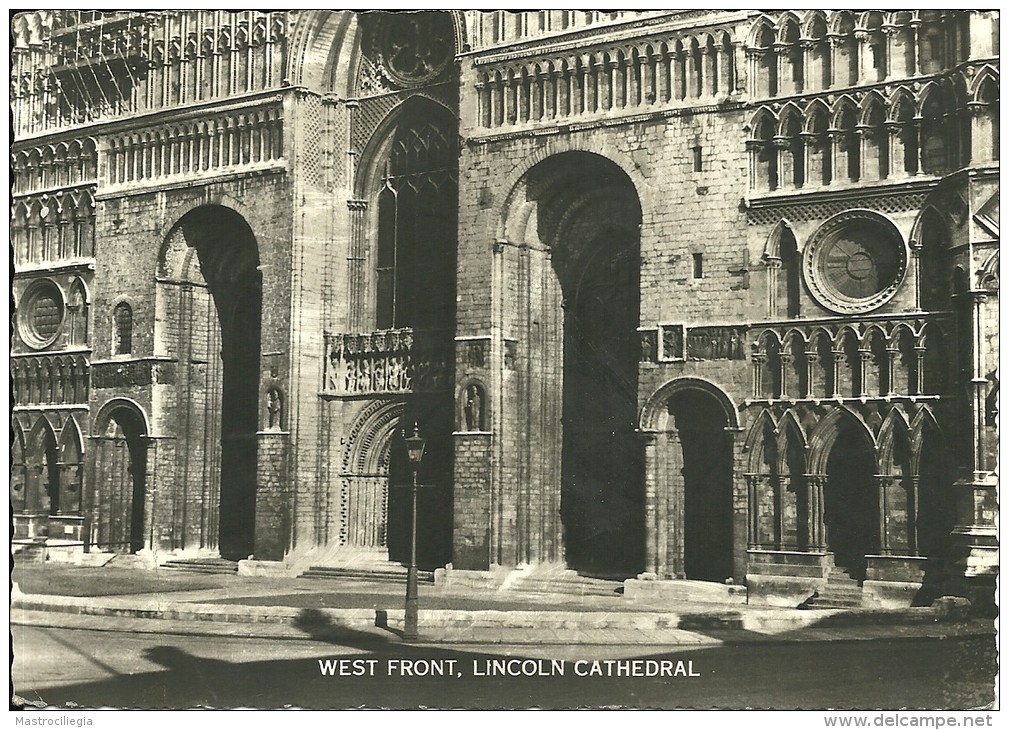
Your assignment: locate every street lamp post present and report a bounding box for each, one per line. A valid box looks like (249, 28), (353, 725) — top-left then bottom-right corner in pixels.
(402, 423), (426, 642)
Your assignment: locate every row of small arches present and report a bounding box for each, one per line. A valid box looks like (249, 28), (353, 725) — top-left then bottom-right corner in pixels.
(473, 11), (653, 48)
(744, 405), (942, 476)
(476, 33), (735, 128)
(11, 140), (98, 195)
(11, 416), (85, 517)
(747, 73), (999, 190)
(12, 194), (96, 265)
(750, 323), (948, 400)
(747, 10), (974, 97)
(106, 110), (284, 186)
(12, 355), (90, 406)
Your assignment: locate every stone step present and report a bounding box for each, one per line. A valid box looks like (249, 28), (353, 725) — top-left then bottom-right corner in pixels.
(160, 559), (239, 575)
(299, 566), (435, 584)
(504, 575), (624, 597)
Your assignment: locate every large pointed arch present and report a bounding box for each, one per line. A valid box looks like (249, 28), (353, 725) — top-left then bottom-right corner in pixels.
(808, 406), (877, 475)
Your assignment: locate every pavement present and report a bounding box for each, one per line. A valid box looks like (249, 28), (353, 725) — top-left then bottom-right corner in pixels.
(10, 562), (996, 647)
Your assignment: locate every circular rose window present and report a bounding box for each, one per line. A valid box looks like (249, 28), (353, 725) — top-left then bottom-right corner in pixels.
(803, 211), (907, 314)
(18, 279), (65, 349)
(380, 12), (454, 87)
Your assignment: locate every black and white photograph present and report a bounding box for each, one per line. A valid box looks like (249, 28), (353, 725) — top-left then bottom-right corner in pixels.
(9, 9), (999, 714)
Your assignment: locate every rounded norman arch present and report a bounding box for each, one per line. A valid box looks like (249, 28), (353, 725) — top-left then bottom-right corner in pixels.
(92, 397), (151, 437)
(343, 399), (407, 476)
(640, 377), (740, 432)
(497, 144), (652, 243)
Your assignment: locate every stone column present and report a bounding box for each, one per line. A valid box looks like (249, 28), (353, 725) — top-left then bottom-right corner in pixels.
(909, 21), (922, 76)
(876, 474), (890, 556)
(806, 474), (827, 550)
(751, 351), (767, 398)
(913, 345), (927, 395)
(665, 429), (683, 579)
(909, 475), (920, 556)
(858, 349), (872, 398)
(774, 135), (791, 189)
(780, 351), (793, 399)
(642, 432), (659, 575)
(825, 348), (840, 399)
(347, 199), (369, 332)
(806, 347), (821, 398)
(745, 473), (759, 549)
(885, 344), (900, 396)
(764, 257), (782, 318)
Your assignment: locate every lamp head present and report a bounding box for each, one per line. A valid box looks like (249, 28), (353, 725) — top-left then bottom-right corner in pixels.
(404, 422), (426, 465)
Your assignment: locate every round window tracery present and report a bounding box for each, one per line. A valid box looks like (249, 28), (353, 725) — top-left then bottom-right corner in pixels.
(18, 279), (65, 349)
(379, 12), (454, 87)
(802, 211), (907, 314)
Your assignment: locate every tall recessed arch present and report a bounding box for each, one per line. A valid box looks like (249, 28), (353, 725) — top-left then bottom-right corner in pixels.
(492, 150), (643, 576)
(159, 204), (262, 559)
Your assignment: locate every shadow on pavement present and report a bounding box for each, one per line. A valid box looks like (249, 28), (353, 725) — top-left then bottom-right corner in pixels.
(11, 607), (997, 711)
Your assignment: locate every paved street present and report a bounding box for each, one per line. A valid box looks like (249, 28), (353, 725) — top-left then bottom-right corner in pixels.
(13, 624), (996, 710)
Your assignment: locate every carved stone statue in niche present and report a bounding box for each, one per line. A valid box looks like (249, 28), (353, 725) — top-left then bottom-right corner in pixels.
(464, 383), (485, 431)
(266, 388), (283, 430)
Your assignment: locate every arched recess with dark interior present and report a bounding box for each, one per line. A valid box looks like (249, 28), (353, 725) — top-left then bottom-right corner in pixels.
(160, 205), (261, 560)
(24, 418), (59, 516)
(353, 95), (459, 568)
(57, 418), (85, 516)
(11, 423), (27, 516)
(640, 378), (739, 582)
(916, 207), (950, 311)
(91, 402), (148, 553)
(667, 387), (735, 581)
(500, 151), (643, 576)
(811, 409), (878, 581)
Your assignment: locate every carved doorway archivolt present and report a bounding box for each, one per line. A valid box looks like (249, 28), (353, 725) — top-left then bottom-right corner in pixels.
(339, 400), (405, 556)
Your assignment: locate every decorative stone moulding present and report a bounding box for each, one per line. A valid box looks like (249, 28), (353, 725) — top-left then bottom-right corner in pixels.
(802, 210), (907, 315)
(18, 278), (65, 350)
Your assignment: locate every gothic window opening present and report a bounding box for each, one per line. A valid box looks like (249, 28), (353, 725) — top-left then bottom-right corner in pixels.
(67, 280), (88, 347)
(113, 302), (133, 355)
(918, 208), (949, 311)
(837, 105), (859, 182)
(373, 100), (459, 335)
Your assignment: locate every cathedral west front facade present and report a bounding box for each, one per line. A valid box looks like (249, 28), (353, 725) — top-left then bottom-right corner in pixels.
(11, 10), (999, 609)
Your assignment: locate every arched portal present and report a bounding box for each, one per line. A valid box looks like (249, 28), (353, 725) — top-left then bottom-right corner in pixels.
(92, 404), (148, 553)
(641, 378), (739, 581)
(668, 388), (735, 581)
(349, 95), (459, 569)
(25, 419), (59, 515)
(822, 415), (878, 579)
(502, 151), (643, 576)
(160, 205), (261, 559)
